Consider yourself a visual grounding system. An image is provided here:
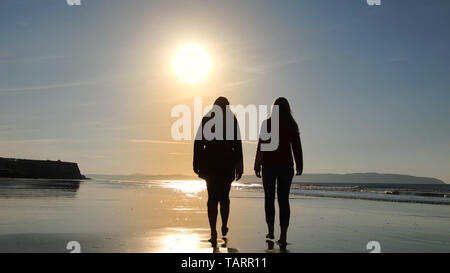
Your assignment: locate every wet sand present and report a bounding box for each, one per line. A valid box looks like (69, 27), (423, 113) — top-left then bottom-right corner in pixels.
(0, 179), (450, 253)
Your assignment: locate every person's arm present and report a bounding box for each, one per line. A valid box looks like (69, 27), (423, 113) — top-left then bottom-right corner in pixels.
(254, 120), (267, 178)
(234, 117), (244, 181)
(291, 132), (303, 176)
(254, 139), (263, 178)
(193, 122), (204, 175)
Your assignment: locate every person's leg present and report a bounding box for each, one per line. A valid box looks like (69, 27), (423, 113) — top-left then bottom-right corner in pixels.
(276, 166), (294, 244)
(262, 166), (276, 239)
(219, 180), (232, 236)
(206, 180), (219, 241)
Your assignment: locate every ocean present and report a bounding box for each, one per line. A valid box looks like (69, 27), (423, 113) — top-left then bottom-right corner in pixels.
(234, 182), (450, 205)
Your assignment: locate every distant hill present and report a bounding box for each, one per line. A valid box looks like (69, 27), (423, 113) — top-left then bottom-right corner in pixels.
(89, 173), (446, 185)
(241, 173), (446, 185)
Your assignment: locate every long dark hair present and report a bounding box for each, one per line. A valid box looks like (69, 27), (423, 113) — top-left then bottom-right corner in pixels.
(214, 96), (230, 110)
(273, 97), (299, 133)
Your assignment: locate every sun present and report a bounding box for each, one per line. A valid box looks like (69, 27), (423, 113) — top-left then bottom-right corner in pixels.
(173, 45), (211, 84)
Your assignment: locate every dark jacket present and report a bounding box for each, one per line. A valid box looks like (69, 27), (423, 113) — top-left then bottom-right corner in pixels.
(254, 118), (303, 172)
(193, 109), (243, 181)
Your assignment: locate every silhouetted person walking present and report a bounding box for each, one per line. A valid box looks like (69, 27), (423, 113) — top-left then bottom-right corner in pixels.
(193, 97), (243, 244)
(254, 97), (303, 246)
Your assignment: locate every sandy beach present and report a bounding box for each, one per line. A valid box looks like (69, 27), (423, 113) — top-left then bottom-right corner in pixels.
(0, 178), (449, 253)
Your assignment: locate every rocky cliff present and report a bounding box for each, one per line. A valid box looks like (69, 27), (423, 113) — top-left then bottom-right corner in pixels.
(0, 157), (87, 180)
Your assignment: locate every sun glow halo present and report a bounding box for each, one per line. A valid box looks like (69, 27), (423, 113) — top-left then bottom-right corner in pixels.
(173, 45), (211, 84)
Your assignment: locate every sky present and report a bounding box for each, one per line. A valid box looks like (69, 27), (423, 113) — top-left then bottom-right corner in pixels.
(0, 0), (449, 182)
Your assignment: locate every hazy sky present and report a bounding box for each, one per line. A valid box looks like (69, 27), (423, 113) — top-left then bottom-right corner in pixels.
(1, 0), (449, 182)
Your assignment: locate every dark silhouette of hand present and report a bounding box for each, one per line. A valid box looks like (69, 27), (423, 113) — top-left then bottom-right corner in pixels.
(236, 170), (243, 181)
(255, 167), (261, 178)
(194, 169), (200, 175)
(296, 169), (302, 176)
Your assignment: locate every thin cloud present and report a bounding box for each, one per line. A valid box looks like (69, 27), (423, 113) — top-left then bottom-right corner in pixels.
(243, 57), (309, 75)
(129, 139), (190, 145)
(219, 77), (258, 90)
(0, 81), (94, 93)
(0, 138), (64, 145)
(0, 54), (65, 64)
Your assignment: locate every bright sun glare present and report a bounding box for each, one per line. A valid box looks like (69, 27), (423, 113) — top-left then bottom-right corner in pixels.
(173, 45), (211, 84)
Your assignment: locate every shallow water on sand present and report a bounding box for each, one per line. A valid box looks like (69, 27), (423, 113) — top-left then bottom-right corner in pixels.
(0, 178), (450, 253)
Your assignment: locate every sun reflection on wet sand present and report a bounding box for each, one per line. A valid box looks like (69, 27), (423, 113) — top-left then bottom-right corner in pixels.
(160, 180), (206, 198)
(139, 181), (241, 253)
(158, 228), (212, 253)
(149, 228), (240, 253)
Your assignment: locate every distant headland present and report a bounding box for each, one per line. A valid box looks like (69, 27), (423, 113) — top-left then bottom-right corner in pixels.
(0, 157), (87, 180)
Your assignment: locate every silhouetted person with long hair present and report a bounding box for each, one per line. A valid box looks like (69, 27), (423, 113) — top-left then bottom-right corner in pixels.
(193, 97), (243, 244)
(254, 97), (303, 246)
